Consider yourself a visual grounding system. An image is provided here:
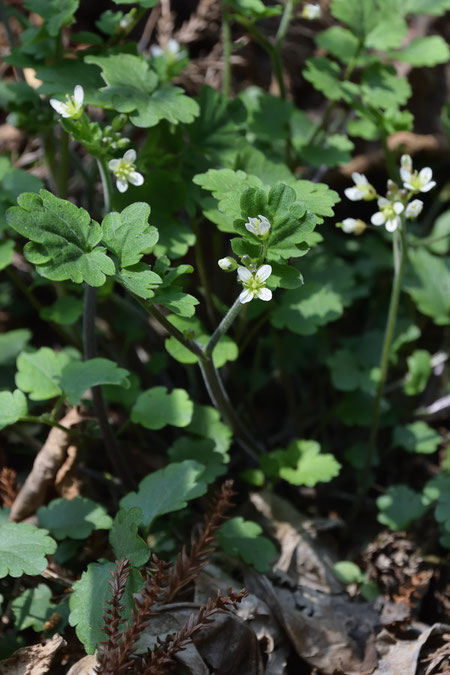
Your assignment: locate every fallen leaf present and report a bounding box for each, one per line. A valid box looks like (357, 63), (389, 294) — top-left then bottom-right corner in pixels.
(0, 634), (65, 675)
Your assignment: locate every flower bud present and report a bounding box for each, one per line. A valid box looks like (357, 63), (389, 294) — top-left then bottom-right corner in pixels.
(218, 257), (237, 271)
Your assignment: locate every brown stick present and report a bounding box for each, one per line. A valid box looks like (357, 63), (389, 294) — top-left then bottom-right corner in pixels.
(9, 408), (82, 522)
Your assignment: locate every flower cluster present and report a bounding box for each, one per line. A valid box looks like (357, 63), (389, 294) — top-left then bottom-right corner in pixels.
(339, 155), (436, 235)
(301, 4), (321, 19)
(218, 216), (274, 304)
(50, 85), (84, 119)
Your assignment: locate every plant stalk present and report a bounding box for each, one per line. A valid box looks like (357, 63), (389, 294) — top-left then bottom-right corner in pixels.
(205, 295), (242, 357)
(222, 0), (232, 97)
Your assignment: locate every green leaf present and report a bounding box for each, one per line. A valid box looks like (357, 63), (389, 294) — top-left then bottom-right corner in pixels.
(59, 358), (130, 405)
(327, 349), (363, 392)
(15, 347), (78, 401)
(365, 15), (407, 50)
(0, 390), (28, 430)
(7, 191), (115, 286)
(330, 0), (378, 38)
(361, 65), (411, 110)
(304, 58), (347, 101)
(0, 329), (31, 365)
(36, 60), (104, 99)
(164, 315), (238, 368)
(69, 561), (142, 654)
(0, 523), (57, 578)
(96, 9), (124, 35)
(316, 26), (362, 64)
(228, 0), (281, 17)
(290, 181), (340, 221)
(117, 264), (162, 299)
(426, 210), (450, 255)
(186, 404), (232, 456)
(24, 0), (79, 36)
(120, 460), (208, 529)
(0, 240), (14, 271)
(262, 439), (341, 486)
(390, 36), (450, 67)
(12, 584), (54, 631)
(393, 422), (441, 455)
(109, 508), (150, 567)
(301, 134), (354, 168)
(40, 296), (84, 326)
(101, 203), (158, 268)
(404, 349), (432, 396)
(37, 497), (113, 540)
(407, 248), (450, 325)
(193, 169), (262, 229)
(377, 485), (427, 530)
(131, 386), (193, 430)
(86, 54), (199, 127)
(168, 437), (228, 483)
(218, 517), (277, 572)
(333, 561), (364, 585)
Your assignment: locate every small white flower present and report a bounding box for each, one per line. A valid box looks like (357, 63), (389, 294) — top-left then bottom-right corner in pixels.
(405, 199), (423, 220)
(344, 172), (376, 202)
(400, 154), (412, 175)
(50, 85), (84, 119)
(108, 149), (144, 193)
(238, 265), (272, 304)
(245, 215), (271, 238)
(371, 197), (404, 232)
(402, 165), (436, 194)
(301, 3), (321, 19)
(151, 39), (181, 59)
(218, 257), (237, 271)
(339, 218), (366, 235)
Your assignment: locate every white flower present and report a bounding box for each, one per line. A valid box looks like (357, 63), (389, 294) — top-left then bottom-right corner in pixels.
(401, 165), (436, 194)
(108, 149), (144, 193)
(50, 85), (84, 119)
(344, 172), (376, 202)
(405, 199), (423, 220)
(151, 39), (181, 58)
(400, 154), (412, 175)
(371, 198), (404, 232)
(339, 218), (366, 235)
(238, 265), (272, 304)
(218, 257), (237, 271)
(245, 215), (271, 238)
(301, 3), (321, 19)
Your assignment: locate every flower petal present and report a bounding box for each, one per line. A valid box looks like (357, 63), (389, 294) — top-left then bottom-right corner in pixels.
(419, 181), (436, 192)
(245, 221), (258, 235)
(116, 179), (129, 193)
(400, 168), (411, 183)
(237, 267), (252, 282)
(377, 197), (389, 208)
(352, 172), (367, 185)
(255, 264), (272, 282)
(123, 149), (136, 162)
(257, 287), (272, 301)
(371, 211), (385, 226)
(344, 187), (362, 201)
(239, 289), (253, 304)
(393, 202), (404, 214)
(418, 167), (432, 184)
(342, 218), (357, 233)
(49, 99), (67, 115)
(109, 159), (120, 171)
(129, 171), (144, 186)
(385, 217), (399, 232)
(74, 85), (84, 106)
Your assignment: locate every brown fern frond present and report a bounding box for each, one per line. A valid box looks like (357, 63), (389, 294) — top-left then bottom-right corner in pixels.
(165, 480), (235, 602)
(0, 467), (17, 507)
(95, 559), (132, 674)
(110, 554), (171, 674)
(136, 587), (248, 675)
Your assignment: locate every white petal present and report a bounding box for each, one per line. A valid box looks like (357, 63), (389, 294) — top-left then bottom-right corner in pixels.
(352, 172), (368, 186)
(109, 159), (120, 171)
(129, 171), (144, 186)
(237, 267), (252, 282)
(418, 167), (432, 184)
(239, 289), (253, 304)
(344, 187), (362, 201)
(404, 182), (415, 191)
(167, 38), (180, 54)
(74, 85), (84, 106)
(245, 222), (258, 235)
(116, 179), (128, 193)
(393, 202), (404, 214)
(400, 154), (412, 169)
(342, 218), (357, 233)
(371, 212), (385, 226)
(150, 45), (163, 57)
(377, 197), (389, 208)
(400, 168), (411, 183)
(419, 181), (436, 192)
(255, 264), (272, 282)
(50, 99), (67, 115)
(123, 149), (136, 162)
(385, 217), (400, 232)
(257, 287), (272, 301)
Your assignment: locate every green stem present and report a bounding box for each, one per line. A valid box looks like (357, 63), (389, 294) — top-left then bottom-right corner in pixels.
(192, 219), (216, 327)
(363, 221), (408, 489)
(222, 0), (232, 97)
(137, 300), (204, 359)
(42, 131), (59, 195)
(205, 295), (242, 357)
(96, 157), (113, 214)
(58, 129), (69, 199)
(381, 132), (399, 183)
(19, 416), (84, 439)
(409, 232), (450, 248)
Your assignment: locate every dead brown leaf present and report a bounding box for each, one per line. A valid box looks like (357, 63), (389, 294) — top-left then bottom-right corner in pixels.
(0, 634), (66, 675)
(373, 623), (450, 675)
